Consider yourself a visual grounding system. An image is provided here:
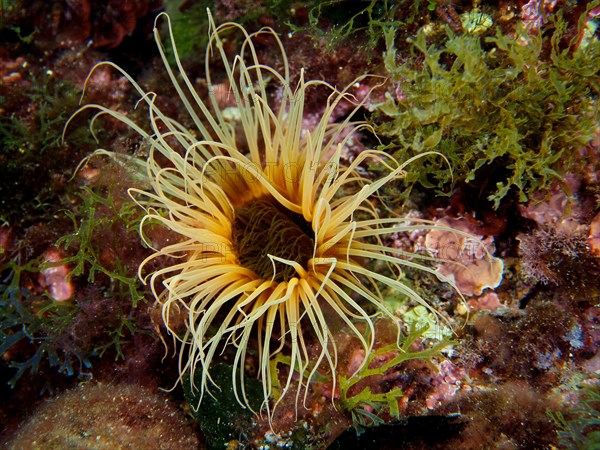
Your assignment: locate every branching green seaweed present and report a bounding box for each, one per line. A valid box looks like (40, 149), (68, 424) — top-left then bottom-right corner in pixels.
(56, 185), (149, 360)
(57, 186), (145, 308)
(0, 183), (149, 385)
(289, 0), (422, 53)
(377, 7), (600, 207)
(0, 259), (91, 387)
(548, 382), (600, 450)
(292, 0), (401, 50)
(339, 325), (453, 432)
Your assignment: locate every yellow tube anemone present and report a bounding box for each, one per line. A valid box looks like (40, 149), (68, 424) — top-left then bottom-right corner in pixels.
(68, 11), (469, 420)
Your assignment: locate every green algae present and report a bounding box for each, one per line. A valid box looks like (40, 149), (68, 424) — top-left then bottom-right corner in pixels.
(339, 324), (453, 432)
(0, 182), (148, 386)
(0, 258), (90, 387)
(162, 0), (214, 65)
(291, 0), (403, 51)
(56, 185), (149, 360)
(57, 186), (145, 308)
(376, 8), (600, 208)
(548, 382), (600, 450)
(289, 0), (423, 53)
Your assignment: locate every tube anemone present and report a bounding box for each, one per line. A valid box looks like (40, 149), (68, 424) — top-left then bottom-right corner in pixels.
(68, 11), (472, 421)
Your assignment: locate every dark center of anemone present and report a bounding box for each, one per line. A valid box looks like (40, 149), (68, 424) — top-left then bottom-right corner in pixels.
(232, 197), (314, 282)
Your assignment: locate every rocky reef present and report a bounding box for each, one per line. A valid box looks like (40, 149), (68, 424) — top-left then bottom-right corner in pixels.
(1, 1), (599, 448)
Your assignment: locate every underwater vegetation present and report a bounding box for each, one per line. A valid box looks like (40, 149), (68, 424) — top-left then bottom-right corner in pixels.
(519, 227), (600, 295)
(549, 382), (600, 450)
(286, 0), (413, 52)
(0, 46), (151, 394)
(377, 5), (600, 208)
(0, 181), (149, 387)
(1, 0), (599, 447)
(337, 324), (453, 432)
(0, 73), (91, 227)
(0, 258), (89, 387)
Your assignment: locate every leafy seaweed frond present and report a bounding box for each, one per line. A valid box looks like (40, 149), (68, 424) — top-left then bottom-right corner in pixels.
(548, 382), (600, 450)
(338, 325), (453, 432)
(376, 7), (600, 208)
(53, 183), (148, 359)
(0, 259), (91, 387)
(56, 186), (145, 307)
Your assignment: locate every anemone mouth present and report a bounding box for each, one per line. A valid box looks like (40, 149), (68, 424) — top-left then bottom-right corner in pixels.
(232, 196), (314, 282)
